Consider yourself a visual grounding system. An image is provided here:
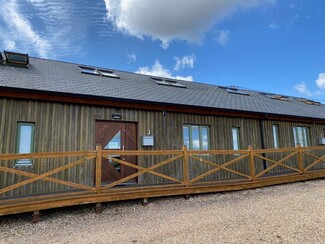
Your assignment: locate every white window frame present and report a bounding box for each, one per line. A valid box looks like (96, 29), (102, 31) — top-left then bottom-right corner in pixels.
(183, 125), (210, 150)
(16, 122), (35, 166)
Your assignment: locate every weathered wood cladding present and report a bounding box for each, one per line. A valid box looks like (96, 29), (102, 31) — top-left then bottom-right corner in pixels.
(261, 120), (325, 172)
(1, 98), (325, 196)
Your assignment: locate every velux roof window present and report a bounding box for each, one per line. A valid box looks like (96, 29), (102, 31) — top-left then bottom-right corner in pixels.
(297, 98), (321, 106)
(226, 86), (249, 96)
(151, 77), (186, 88)
(219, 86), (249, 96)
(79, 66), (120, 79)
(260, 92), (289, 101)
(98, 69), (120, 78)
(3, 50), (29, 68)
(269, 95), (289, 101)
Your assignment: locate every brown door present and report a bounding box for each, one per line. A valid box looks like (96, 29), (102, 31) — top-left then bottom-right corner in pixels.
(95, 121), (137, 183)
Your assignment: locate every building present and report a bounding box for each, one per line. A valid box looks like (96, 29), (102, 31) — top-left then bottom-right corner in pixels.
(1, 50), (325, 197)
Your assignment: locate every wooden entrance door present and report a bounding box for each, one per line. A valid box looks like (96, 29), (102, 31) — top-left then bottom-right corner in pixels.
(95, 121), (137, 183)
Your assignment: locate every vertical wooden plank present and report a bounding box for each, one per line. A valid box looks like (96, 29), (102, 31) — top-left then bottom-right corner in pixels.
(248, 145), (256, 181)
(96, 144), (102, 194)
(182, 145), (189, 186)
(296, 143), (304, 173)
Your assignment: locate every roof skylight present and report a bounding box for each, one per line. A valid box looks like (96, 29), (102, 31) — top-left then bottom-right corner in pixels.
(4, 50), (29, 68)
(226, 86), (249, 96)
(151, 77), (186, 88)
(98, 69), (120, 78)
(79, 66), (120, 79)
(0, 53), (3, 64)
(297, 98), (321, 106)
(268, 95), (289, 101)
(151, 77), (163, 82)
(79, 66), (100, 75)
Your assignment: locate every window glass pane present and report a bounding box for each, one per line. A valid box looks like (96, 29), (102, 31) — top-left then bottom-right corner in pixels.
(19, 125), (33, 153)
(183, 125), (210, 150)
(302, 128), (306, 147)
(293, 127), (297, 145)
(293, 126), (310, 147)
(16, 123), (34, 166)
(191, 126), (200, 150)
(272, 125), (279, 148)
(98, 69), (120, 78)
(79, 66), (99, 75)
(297, 127), (303, 145)
(302, 127), (310, 147)
(104, 130), (121, 149)
(183, 126), (190, 148)
(232, 127), (240, 150)
(201, 127), (209, 150)
(306, 128), (310, 146)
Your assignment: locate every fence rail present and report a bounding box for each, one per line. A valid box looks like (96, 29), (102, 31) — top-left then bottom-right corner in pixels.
(1, 145), (325, 217)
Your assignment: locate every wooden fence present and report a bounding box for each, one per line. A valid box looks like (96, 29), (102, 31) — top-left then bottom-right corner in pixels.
(1, 145), (325, 218)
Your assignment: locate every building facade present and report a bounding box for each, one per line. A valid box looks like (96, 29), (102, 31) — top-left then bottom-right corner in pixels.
(1, 51), (325, 196)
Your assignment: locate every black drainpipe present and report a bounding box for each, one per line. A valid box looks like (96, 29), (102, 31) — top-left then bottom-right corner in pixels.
(259, 116), (267, 170)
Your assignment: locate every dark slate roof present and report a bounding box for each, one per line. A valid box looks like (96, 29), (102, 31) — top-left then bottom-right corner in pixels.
(1, 55), (325, 120)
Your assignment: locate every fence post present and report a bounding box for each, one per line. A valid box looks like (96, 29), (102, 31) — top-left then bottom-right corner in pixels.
(182, 145), (189, 187)
(248, 145), (256, 181)
(96, 144), (102, 194)
(296, 143), (304, 174)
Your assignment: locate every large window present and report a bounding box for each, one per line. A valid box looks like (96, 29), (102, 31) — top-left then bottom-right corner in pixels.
(272, 125), (280, 148)
(183, 125), (209, 150)
(293, 126), (310, 147)
(16, 122), (35, 166)
(232, 127), (240, 150)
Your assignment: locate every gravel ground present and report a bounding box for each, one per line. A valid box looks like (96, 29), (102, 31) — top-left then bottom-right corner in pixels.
(0, 180), (324, 244)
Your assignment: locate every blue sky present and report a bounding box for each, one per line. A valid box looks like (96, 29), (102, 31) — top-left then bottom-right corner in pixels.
(0, 0), (324, 101)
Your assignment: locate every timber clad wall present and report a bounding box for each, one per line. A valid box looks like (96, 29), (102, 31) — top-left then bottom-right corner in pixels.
(1, 97), (325, 197)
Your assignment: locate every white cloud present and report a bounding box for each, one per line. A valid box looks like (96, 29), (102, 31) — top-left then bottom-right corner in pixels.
(294, 82), (312, 97)
(136, 60), (193, 81)
(3, 40), (16, 50)
(287, 14), (299, 28)
(0, 0), (110, 58)
(0, 0), (52, 57)
(316, 73), (325, 90)
(26, 0), (87, 57)
(127, 53), (137, 63)
(104, 0), (275, 48)
(269, 22), (279, 29)
(216, 29), (230, 45)
(174, 54), (196, 71)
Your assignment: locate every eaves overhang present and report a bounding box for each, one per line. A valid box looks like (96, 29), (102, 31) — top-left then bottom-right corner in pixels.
(1, 86), (325, 124)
